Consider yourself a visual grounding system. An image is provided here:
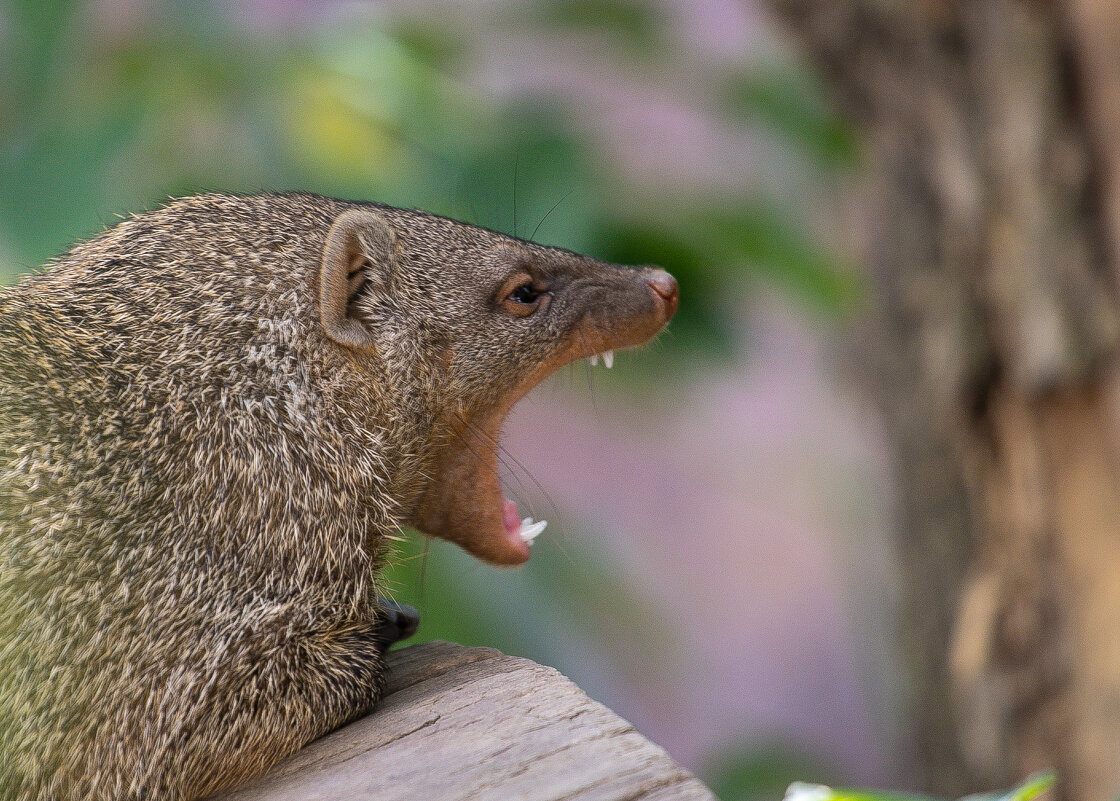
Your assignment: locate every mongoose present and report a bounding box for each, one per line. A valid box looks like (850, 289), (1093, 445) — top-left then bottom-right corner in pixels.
(0, 192), (679, 801)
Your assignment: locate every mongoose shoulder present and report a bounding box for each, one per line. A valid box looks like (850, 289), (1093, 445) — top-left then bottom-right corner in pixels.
(0, 191), (678, 801)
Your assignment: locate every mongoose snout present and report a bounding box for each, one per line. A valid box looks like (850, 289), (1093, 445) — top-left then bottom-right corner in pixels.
(0, 192), (676, 800)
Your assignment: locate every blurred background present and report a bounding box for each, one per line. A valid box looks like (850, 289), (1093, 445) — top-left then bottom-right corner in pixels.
(12, 2), (1117, 801)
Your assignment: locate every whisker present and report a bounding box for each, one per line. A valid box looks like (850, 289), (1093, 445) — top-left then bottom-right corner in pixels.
(449, 169), (461, 221)
(453, 167), (480, 227)
(448, 424), (508, 487)
(393, 549), (431, 565)
(531, 189), (574, 243)
(467, 193), (480, 227)
(547, 525), (577, 567)
(513, 148), (519, 238)
(417, 536), (431, 602)
(460, 413), (563, 528)
(453, 412), (539, 521)
(575, 329), (596, 410)
(449, 414), (584, 566)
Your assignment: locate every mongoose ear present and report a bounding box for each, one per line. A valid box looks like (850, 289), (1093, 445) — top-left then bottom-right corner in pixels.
(319, 209), (396, 351)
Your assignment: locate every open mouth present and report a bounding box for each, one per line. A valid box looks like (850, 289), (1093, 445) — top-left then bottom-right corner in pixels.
(501, 349), (619, 545)
(410, 269), (677, 567)
(503, 348), (616, 548)
(412, 348), (621, 566)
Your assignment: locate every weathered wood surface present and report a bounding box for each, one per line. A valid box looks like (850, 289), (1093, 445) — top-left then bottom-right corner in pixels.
(211, 641), (716, 801)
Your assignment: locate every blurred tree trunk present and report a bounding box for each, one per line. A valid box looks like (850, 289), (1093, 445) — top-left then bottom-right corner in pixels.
(761, 2), (1120, 800)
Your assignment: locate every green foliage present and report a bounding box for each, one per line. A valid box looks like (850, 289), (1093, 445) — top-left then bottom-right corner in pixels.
(706, 741), (841, 801)
(967, 772), (1058, 801)
(781, 771), (1057, 801)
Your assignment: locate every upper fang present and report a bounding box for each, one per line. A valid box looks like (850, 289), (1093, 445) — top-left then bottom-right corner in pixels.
(603, 350), (614, 369)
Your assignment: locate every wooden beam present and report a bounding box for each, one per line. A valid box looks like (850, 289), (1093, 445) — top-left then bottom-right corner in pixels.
(211, 641), (716, 801)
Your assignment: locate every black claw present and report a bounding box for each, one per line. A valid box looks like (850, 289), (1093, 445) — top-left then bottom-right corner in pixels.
(373, 598), (421, 651)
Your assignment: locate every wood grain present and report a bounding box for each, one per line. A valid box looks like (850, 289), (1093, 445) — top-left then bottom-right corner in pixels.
(210, 641), (716, 801)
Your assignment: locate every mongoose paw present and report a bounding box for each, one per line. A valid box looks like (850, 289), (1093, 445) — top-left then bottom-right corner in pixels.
(373, 598), (421, 651)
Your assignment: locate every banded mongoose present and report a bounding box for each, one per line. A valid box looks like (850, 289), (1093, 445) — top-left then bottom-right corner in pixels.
(0, 192), (679, 800)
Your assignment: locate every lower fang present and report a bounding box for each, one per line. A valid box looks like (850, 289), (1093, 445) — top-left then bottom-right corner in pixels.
(519, 517), (548, 545)
(603, 350), (614, 369)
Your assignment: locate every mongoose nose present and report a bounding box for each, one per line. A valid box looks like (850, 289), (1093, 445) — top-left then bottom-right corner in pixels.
(645, 270), (679, 315)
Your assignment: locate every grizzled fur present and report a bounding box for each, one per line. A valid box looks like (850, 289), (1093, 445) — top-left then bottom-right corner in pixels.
(0, 192), (674, 800)
(0, 194), (405, 800)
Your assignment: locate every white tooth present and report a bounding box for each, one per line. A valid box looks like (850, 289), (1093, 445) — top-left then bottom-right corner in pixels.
(603, 350), (614, 369)
(589, 354), (599, 367)
(522, 517), (533, 527)
(519, 518), (548, 544)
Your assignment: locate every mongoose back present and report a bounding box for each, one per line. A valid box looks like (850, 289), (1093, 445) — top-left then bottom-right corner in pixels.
(0, 192), (678, 800)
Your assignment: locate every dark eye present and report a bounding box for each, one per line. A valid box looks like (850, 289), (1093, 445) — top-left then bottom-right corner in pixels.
(509, 284), (541, 304)
(497, 273), (550, 317)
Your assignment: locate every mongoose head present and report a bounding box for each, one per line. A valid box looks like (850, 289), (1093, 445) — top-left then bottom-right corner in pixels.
(319, 205), (678, 566)
(0, 193), (675, 798)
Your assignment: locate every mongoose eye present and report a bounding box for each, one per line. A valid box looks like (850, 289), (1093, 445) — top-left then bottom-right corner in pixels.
(496, 274), (549, 317)
(510, 284), (541, 304)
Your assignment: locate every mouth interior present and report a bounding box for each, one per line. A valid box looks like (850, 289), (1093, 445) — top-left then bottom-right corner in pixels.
(501, 498), (521, 539)
(413, 349), (617, 566)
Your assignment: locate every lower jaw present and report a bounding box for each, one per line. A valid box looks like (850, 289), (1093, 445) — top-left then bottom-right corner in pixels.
(409, 479), (532, 567)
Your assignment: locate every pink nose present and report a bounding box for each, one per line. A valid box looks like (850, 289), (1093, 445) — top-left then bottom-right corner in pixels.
(645, 270), (679, 316)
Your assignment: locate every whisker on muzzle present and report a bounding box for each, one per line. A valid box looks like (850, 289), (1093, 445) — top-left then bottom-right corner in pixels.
(454, 411), (568, 554)
(452, 413), (538, 523)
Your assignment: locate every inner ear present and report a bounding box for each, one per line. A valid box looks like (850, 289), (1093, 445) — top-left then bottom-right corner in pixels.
(320, 209), (395, 351)
(347, 255), (368, 305)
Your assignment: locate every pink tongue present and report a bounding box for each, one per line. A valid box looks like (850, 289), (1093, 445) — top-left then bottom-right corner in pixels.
(502, 498), (521, 538)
